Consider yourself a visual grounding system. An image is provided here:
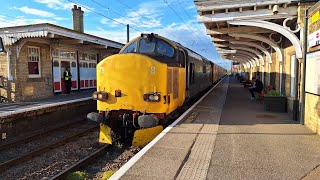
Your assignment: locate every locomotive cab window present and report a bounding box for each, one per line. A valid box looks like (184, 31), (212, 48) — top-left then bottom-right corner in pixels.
(156, 40), (174, 57)
(139, 38), (156, 53)
(178, 50), (186, 67)
(122, 41), (137, 53)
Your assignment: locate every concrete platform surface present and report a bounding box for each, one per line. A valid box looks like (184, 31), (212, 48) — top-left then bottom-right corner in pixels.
(114, 76), (320, 180)
(207, 77), (320, 180)
(0, 89), (94, 117)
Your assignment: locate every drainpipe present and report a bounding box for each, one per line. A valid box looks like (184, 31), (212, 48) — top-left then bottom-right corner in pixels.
(7, 49), (12, 81)
(299, 8), (309, 125)
(293, 55), (299, 121)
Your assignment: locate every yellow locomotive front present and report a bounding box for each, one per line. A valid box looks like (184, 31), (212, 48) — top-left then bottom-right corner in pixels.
(96, 53), (168, 113)
(89, 34), (186, 146)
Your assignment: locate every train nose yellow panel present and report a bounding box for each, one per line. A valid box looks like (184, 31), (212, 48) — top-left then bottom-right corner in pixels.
(99, 123), (112, 144)
(132, 126), (163, 147)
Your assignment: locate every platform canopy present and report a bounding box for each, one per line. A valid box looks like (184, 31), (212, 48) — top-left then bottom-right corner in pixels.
(194, 0), (304, 68)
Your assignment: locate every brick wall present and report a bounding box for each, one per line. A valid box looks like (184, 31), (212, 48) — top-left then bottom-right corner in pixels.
(270, 52), (277, 89)
(0, 53), (8, 101)
(283, 45), (295, 97)
(305, 94), (320, 134)
(16, 42), (53, 101)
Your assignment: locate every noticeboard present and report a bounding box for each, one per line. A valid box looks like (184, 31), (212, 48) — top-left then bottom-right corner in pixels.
(306, 50), (320, 95)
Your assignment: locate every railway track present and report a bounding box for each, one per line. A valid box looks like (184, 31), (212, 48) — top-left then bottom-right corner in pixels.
(51, 144), (113, 180)
(0, 119), (84, 151)
(0, 120), (98, 172)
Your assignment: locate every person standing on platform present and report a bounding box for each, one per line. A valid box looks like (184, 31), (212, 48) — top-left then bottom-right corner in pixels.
(64, 67), (72, 94)
(248, 77), (263, 100)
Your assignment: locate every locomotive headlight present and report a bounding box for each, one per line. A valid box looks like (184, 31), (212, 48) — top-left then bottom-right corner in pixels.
(149, 95), (155, 101)
(93, 92), (108, 101)
(143, 93), (160, 102)
(153, 95), (159, 101)
(92, 92), (98, 100)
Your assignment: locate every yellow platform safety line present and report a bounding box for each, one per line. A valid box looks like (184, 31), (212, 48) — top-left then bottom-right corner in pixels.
(99, 123), (112, 144)
(132, 126), (163, 147)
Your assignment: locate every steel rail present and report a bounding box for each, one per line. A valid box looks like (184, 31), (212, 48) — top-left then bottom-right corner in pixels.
(50, 136), (121, 180)
(0, 125), (98, 172)
(0, 119), (85, 151)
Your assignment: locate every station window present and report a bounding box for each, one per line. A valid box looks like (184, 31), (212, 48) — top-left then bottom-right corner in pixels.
(53, 61), (59, 67)
(88, 54), (97, 61)
(60, 50), (76, 60)
(27, 47), (41, 78)
(53, 49), (59, 58)
(89, 63), (96, 68)
(71, 62), (77, 67)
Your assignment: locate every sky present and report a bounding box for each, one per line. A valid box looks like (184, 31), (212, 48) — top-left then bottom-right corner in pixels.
(0, 0), (231, 70)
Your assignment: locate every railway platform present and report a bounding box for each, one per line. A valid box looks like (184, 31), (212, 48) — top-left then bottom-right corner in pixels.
(0, 90), (94, 118)
(111, 76), (320, 180)
(0, 90), (96, 143)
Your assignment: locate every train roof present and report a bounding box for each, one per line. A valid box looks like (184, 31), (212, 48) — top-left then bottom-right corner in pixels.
(129, 33), (226, 70)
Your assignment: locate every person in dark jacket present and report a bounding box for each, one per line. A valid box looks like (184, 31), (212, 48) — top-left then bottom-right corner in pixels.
(64, 67), (72, 94)
(249, 77), (263, 100)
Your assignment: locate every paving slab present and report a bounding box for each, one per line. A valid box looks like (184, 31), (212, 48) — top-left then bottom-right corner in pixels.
(206, 77), (320, 180)
(121, 77), (229, 180)
(118, 76), (320, 180)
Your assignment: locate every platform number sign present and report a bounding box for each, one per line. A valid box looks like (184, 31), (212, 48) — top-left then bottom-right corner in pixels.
(0, 37), (4, 52)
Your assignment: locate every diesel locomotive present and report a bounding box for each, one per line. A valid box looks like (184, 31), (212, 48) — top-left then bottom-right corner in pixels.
(88, 33), (226, 146)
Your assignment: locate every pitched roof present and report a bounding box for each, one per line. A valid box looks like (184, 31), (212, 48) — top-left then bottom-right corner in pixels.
(0, 23), (124, 49)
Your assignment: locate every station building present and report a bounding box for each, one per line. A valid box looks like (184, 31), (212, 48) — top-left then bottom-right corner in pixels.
(194, 0), (320, 134)
(0, 5), (123, 102)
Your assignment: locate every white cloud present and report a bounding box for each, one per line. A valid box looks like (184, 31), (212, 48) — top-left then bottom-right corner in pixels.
(15, 6), (56, 17)
(53, 17), (68, 21)
(14, 6), (67, 21)
(33, 0), (74, 10)
(0, 15), (57, 28)
(86, 27), (140, 44)
(102, 1), (164, 29)
(33, 0), (93, 12)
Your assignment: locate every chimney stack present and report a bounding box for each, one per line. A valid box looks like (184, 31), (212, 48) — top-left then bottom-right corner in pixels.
(72, 5), (84, 33)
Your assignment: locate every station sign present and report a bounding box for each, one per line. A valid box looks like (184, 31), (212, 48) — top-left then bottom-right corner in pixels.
(308, 29), (320, 48)
(312, 11), (319, 24)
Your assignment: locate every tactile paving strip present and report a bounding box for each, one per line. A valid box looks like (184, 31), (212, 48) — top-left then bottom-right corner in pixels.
(176, 124), (218, 180)
(176, 80), (229, 180)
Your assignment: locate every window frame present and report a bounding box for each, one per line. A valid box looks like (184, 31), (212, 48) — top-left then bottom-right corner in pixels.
(189, 63), (195, 85)
(155, 39), (175, 58)
(27, 46), (41, 78)
(121, 41), (137, 54)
